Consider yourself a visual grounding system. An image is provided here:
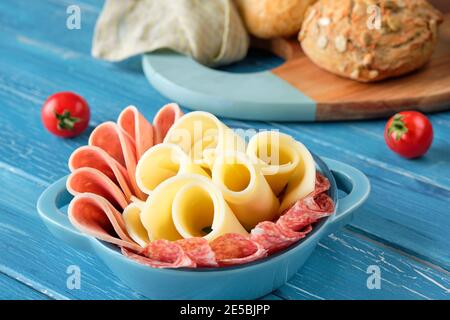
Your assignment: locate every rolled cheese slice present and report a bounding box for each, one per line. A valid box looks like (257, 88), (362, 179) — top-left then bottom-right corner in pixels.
(247, 131), (301, 195)
(123, 202), (149, 247)
(140, 174), (248, 242)
(163, 111), (246, 169)
(135, 143), (209, 195)
(212, 151), (279, 230)
(247, 131), (316, 213)
(279, 140), (316, 213)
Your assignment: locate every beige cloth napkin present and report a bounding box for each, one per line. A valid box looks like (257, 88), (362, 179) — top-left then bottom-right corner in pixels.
(92, 0), (249, 66)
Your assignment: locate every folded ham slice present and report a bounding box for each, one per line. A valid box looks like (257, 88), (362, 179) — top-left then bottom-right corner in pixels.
(89, 121), (144, 200)
(69, 145), (133, 202)
(153, 103), (184, 144)
(67, 167), (129, 210)
(68, 193), (140, 252)
(117, 106), (154, 160)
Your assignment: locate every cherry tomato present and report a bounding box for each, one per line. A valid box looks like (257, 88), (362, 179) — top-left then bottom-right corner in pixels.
(41, 92), (90, 138)
(384, 111), (433, 159)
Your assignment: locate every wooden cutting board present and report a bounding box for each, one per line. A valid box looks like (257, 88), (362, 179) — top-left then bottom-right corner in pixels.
(143, 13), (450, 122)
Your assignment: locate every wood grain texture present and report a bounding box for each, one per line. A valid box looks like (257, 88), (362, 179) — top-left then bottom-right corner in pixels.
(0, 0), (449, 300)
(0, 273), (50, 300)
(269, 14), (450, 120)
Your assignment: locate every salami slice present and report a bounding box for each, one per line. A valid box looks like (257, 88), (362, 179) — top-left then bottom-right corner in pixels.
(313, 172), (331, 196)
(68, 193), (140, 251)
(210, 233), (267, 266)
(69, 145), (133, 202)
(117, 106), (154, 159)
(175, 238), (218, 268)
(251, 221), (311, 254)
(67, 167), (129, 210)
(153, 103), (183, 144)
(277, 193), (334, 232)
(122, 240), (195, 269)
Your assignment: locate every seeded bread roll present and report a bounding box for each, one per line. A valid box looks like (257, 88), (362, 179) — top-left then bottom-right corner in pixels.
(299, 0), (443, 82)
(235, 0), (317, 39)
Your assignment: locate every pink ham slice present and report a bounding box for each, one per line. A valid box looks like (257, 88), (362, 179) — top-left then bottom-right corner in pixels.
(117, 106), (154, 160)
(68, 193), (140, 252)
(89, 121), (145, 200)
(122, 240), (195, 269)
(210, 233), (267, 266)
(153, 103), (183, 144)
(68, 145), (133, 202)
(67, 167), (129, 210)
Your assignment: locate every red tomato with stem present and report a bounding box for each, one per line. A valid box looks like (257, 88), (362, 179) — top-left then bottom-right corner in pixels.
(41, 92), (90, 138)
(384, 111), (433, 159)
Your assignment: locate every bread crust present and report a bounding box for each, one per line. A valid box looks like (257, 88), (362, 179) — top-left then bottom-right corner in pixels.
(235, 0), (317, 39)
(299, 0), (443, 82)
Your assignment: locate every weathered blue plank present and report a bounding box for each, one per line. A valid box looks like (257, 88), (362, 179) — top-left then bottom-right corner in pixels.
(0, 272), (50, 300)
(1, 168), (449, 300)
(276, 233), (450, 300)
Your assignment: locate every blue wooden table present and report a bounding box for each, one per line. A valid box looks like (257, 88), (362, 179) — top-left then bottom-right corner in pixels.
(1, 0), (449, 300)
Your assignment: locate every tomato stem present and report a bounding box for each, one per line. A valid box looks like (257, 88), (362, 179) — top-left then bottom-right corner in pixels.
(55, 110), (80, 131)
(388, 114), (408, 141)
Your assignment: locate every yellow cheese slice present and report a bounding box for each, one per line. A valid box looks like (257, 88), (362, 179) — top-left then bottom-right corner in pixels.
(212, 151), (279, 230)
(279, 140), (316, 213)
(135, 143), (209, 195)
(247, 131), (316, 213)
(247, 131), (300, 195)
(163, 111), (246, 167)
(123, 202), (149, 247)
(140, 174), (248, 242)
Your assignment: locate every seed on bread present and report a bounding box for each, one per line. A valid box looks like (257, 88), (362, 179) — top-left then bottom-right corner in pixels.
(369, 70), (380, 79)
(318, 17), (331, 26)
(350, 69), (360, 80)
(335, 36), (347, 53)
(317, 35), (328, 49)
(362, 53), (374, 66)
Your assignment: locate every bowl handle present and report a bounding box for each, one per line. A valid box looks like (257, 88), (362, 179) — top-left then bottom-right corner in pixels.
(323, 158), (371, 235)
(37, 176), (92, 252)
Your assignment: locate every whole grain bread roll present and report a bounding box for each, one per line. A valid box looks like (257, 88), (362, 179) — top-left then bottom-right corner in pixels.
(299, 0), (443, 82)
(235, 0), (317, 39)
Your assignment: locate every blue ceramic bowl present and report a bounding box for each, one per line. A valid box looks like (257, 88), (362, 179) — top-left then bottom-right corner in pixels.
(37, 156), (370, 299)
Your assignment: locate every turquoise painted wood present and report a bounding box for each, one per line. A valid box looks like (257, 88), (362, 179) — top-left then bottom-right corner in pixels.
(142, 52), (316, 121)
(0, 273), (50, 300)
(0, 0), (449, 300)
